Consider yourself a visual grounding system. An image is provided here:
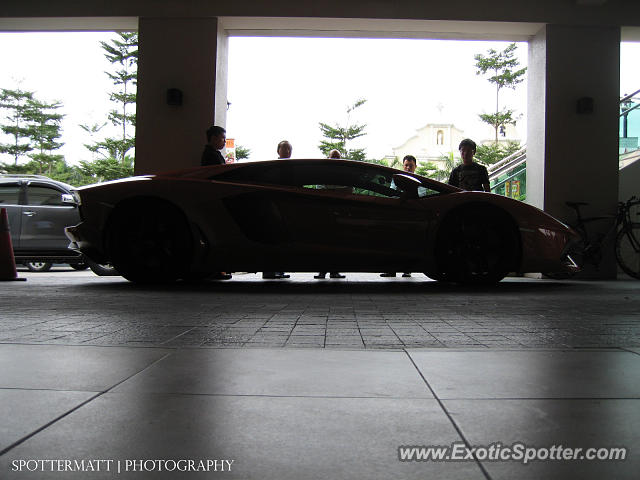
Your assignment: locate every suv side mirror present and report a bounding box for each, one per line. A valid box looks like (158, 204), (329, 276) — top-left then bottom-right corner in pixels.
(61, 193), (77, 206)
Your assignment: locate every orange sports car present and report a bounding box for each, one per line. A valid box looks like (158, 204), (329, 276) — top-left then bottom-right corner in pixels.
(65, 159), (578, 283)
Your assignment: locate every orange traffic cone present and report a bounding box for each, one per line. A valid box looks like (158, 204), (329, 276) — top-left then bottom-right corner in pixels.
(0, 207), (26, 281)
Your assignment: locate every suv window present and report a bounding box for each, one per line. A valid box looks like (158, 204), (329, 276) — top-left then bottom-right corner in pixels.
(26, 185), (66, 206)
(0, 184), (21, 205)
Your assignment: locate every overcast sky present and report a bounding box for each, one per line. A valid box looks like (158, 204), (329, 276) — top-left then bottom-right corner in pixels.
(0, 32), (639, 165)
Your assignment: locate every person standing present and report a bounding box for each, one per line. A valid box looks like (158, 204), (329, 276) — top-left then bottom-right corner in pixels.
(201, 125), (231, 279)
(201, 126), (226, 166)
(263, 140), (293, 280)
(381, 155), (418, 278)
(448, 139), (490, 192)
(315, 149), (346, 280)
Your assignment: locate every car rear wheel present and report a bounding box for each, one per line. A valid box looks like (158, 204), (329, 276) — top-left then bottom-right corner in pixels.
(25, 261), (52, 272)
(106, 198), (193, 283)
(433, 206), (520, 284)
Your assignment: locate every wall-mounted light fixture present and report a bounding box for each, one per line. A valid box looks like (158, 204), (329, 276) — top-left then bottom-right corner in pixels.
(166, 88), (183, 106)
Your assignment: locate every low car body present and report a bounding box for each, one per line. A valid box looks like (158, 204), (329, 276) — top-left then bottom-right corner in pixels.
(65, 158), (579, 283)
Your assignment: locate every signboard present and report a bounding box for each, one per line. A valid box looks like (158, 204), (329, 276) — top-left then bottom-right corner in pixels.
(511, 180), (520, 198)
(505, 180), (520, 198)
(225, 138), (236, 163)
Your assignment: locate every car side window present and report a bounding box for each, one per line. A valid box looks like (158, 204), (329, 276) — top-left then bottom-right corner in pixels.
(294, 165), (402, 199)
(0, 184), (21, 205)
(214, 162), (441, 199)
(26, 185), (66, 206)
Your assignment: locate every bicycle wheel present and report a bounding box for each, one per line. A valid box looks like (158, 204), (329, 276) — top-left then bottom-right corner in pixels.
(616, 222), (640, 279)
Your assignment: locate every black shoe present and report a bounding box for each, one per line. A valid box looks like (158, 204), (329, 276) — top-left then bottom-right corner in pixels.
(330, 273), (345, 279)
(263, 272), (277, 279)
(380, 272), (396, 277)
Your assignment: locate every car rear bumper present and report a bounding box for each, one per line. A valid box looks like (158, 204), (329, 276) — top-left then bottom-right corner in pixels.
(65, 223), (110, 264)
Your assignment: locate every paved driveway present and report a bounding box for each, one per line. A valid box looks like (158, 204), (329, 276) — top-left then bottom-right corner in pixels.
(2, 270), (639, 349)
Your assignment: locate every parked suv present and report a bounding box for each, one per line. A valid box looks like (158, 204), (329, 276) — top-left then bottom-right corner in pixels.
(0, 174), (116, 275)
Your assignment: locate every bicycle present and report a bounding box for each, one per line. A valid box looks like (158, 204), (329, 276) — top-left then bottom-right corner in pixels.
(544, 196), (640, 279)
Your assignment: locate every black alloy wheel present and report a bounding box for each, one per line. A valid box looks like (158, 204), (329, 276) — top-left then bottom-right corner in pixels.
(434, 206), (520, 284)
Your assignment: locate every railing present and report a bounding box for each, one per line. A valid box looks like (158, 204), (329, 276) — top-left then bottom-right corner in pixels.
(481, 90), (640, 202)
(620, 89), (640, 155)
(488, 146), (527, 201)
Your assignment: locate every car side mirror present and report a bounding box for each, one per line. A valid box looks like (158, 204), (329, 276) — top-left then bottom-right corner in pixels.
(61, 194), (77, 206)
(392, 173), (421, 199)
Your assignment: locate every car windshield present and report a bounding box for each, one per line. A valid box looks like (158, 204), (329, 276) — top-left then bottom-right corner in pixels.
(214, 161), (442, 199)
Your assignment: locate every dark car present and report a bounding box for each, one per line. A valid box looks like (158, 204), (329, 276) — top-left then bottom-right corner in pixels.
(66, 158), (578, 284)
(0, 174), (116, 275)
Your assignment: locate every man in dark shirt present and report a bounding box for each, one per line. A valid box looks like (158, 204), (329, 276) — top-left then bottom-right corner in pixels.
(201, 125), (226, 166)
(448, 138), (490, 192)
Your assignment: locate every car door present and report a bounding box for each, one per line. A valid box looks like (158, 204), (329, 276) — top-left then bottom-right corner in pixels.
(19, 182), (79, 251)
(272, 164), (432, 261)
(0, 181), (24, 249)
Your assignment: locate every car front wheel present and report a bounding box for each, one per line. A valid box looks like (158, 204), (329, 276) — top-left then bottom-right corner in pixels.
(434, 206), (520, 284)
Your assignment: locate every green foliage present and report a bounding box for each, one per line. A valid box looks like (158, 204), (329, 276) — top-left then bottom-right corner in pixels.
(94, 32), (138, 164)
(474, 43), (526, 143)
(416, 152), (457, 182)
(236, 145), (251, 160)
(78, 156), (134, 182)
(0, 88), (36, 164)
(318, 98), (367, 161)
(0, 89), (66, 172)
(475, 140), (522, 166)
(26, 99), (65, 175)
(362, 157), (400, 168)
(79, 122), (108, 160)
(0, 158), (95, 187)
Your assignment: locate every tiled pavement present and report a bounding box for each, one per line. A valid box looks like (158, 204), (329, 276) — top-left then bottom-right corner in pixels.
(1, 269), (639, 478)
(2, 270), (639, 349)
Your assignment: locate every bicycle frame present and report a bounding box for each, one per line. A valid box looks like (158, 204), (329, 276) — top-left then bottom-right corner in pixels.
(567, 196), (640, 269)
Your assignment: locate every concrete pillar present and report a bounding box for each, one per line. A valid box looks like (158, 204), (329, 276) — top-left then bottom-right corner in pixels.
(135, 17), (228, 174)
(527, 25), (620, 278)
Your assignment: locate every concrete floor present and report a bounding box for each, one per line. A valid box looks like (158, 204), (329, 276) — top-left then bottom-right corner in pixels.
(1, 269), (639, 479)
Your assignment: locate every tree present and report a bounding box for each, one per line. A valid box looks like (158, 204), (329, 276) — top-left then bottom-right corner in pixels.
(78, 156), (134, 182)
(474, 43), (526, 143)
(26, 98), (65, 175)
(80, 122), (108, 160)
(98, 32), (138, 163)
(236, 145), (251, 160)
(0, 88), (35, 164)
(318, 98), (367, 161)
(474, 140), (522, 166)
(416, 152), (456, 181)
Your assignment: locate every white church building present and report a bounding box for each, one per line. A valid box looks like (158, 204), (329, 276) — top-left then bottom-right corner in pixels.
(387, 120), (521, 170)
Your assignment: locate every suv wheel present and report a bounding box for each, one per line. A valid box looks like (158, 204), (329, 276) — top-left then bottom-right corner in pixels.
(25, 262), (52, 272)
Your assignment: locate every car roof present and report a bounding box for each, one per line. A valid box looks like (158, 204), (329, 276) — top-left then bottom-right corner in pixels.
(0, 174), (75, 191)
(168, 158), (461, 193)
